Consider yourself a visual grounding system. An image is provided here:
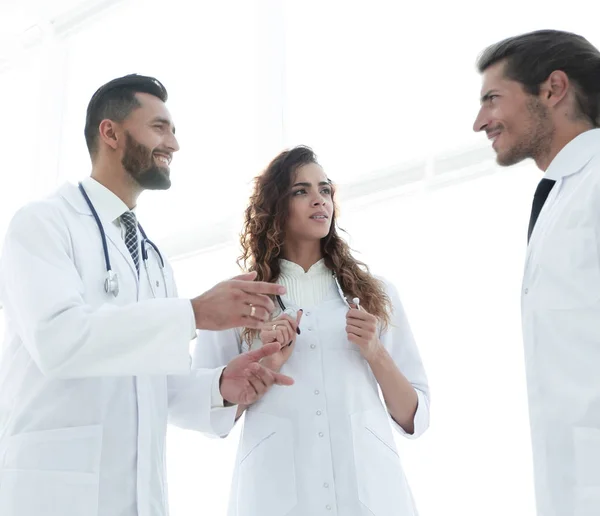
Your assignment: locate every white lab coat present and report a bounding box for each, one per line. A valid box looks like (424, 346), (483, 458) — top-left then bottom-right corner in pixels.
(522, 128), (600, 516)
(0, 181), (235, 516)
(194, 276), (430, 516)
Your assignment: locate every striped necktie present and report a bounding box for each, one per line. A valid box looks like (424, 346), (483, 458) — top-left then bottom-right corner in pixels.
(120, 211), (140, 275)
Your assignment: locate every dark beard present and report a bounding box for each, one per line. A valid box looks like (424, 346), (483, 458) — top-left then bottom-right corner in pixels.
(122, 131), (171, 190)
(497, 97), (554, 167)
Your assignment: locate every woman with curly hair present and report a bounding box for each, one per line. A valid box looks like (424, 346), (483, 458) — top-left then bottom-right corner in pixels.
(194, 146), (430, 516)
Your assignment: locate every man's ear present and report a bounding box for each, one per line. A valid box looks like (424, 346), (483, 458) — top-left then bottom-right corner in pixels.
(540, 70), (570, 107)
(98, 119), (120, 150)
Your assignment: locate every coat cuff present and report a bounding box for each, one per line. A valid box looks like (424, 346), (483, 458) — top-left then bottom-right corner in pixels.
(209, 366), (237, 437)
(188, 301), (197, 340)
(211, 366), (225, 407)
(391, 388), (430, 439)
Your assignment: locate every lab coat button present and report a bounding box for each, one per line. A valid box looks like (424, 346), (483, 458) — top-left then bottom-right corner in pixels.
(326, 505), (332, 510)
(314, 389), (320, 395)
(323, 482), (329, 488)
(319, 432), (324, 437)
(524, 288), (529, 294)
(310, 344), (316, 349)
(316, 410), (322, 416)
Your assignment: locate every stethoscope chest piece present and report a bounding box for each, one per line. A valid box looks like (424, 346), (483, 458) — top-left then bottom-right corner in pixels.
(104, 270), (119, 297)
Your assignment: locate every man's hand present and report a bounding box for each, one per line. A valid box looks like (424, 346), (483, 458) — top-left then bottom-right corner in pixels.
(219, 342), (294, 406)
(191, 271), (286, 330)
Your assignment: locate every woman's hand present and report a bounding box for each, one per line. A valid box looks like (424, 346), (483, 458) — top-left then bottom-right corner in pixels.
(346, 302), (383, 362)
(258, 309), (303, 372)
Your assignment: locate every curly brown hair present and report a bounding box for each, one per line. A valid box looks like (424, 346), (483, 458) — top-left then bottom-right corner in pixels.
(238, 145), (391, 344)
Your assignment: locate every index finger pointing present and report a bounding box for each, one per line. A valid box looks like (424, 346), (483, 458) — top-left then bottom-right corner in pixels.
(231, 271), (257, 281)
(273, 371), (294, 386)
(237, 280), (286, 296)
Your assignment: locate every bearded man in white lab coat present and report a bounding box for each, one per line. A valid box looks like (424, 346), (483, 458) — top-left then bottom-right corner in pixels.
(0, 74), (293, 516)
(473, 30), (600, 516)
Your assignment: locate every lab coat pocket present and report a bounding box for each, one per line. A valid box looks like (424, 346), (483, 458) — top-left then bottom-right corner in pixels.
(352, 408), (415, 516)
(536, 228), (600, 309)
(236, 411), (297, 516)
(0, 425), (102, 516)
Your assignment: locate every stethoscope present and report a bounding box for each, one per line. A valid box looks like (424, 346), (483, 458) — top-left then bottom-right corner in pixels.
(78, 182), (167, 298)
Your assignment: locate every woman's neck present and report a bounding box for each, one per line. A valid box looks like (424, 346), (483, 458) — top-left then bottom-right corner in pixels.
(282, 241), (323, 272)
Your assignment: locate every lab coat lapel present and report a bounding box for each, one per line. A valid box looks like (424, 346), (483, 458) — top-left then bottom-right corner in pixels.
(524, 179), (563, 272)
(524, 158), (592, 275)
(139, 243), (175, 300)
(58, 182), (139, 282)
(525, 131), (600, 271)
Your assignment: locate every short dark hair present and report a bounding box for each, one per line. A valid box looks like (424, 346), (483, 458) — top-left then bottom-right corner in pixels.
(477, 30), (600, 126)
(84, 74), (168, 157)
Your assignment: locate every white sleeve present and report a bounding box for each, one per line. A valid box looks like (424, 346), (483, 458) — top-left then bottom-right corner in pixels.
(193, 327), (244, 369)
(379, 278), (430, 439)
(171, 327), (245, 438)
(164, 262), (238, 437)
(0, 203), (194, 379)
(167, 365), (237, 437)
(165, 256), (243, 436)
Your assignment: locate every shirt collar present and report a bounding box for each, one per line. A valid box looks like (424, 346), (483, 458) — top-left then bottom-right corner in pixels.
(80, 177), (133, 224)
(544, 128), (600, 181)
(279, 258), (330, 278)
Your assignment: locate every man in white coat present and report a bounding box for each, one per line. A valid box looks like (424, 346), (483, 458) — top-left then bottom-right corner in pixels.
(0, 74), (292, 516)
(473, 30), (600, 516)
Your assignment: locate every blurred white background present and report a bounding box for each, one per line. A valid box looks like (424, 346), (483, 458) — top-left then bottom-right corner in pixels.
(2, 1), (599, 514)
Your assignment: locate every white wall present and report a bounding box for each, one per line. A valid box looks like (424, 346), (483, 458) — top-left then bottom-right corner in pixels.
(3, 1), (600, 514)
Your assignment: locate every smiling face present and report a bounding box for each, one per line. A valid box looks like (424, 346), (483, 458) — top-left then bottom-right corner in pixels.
(118, 92), (179, 190)
(285, 162), (334, 244)
(473, 60), (554, 167)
